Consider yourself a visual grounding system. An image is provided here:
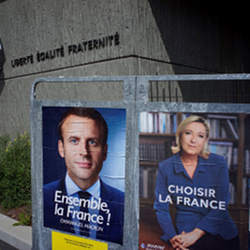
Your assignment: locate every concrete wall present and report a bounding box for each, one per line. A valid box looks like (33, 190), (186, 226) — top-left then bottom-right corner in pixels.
(0, 0), (249, 135)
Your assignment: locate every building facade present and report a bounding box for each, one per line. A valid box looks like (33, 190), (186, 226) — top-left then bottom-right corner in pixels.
(0, 0), (249, 135)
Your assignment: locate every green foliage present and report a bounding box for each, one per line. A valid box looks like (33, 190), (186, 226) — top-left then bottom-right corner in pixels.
(0, 134), (10, 186)
(0, 134), (10, 160)
(13, 203), (32, 226)
(13, 212), (32, 226)
(0, 133), (31, 209)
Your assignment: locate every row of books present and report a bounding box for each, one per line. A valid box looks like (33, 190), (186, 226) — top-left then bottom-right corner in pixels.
(208, 141), (234, 169)
(206, 114), (239, 140)
(139, 139), (234, 168)
(139, 139), (250, 175)
(245, 150), (250, 175)
(139, 112), (178, 134)
(139, 167), (157, 199)
(209, 142), (250, 174)
(248, 179), (250, 207)
(139, 112), (239, 140)
(139, 141), (173, 162)
(229, 178), (248, 205)
(229, 182), (235, 204)
(139, 140), (234, 166)
(242, 178), (248, 205)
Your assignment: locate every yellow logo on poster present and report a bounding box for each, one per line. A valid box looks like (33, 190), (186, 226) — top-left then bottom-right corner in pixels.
(52, 231), (108, 250)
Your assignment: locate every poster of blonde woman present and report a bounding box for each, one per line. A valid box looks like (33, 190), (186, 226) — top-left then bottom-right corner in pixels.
(139, 112), (249, 250)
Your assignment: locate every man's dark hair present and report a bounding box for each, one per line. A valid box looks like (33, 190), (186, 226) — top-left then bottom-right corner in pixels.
(58, 107), (108, 146)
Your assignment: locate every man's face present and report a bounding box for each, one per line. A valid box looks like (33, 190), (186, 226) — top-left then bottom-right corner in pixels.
(58, 114), (107, 189)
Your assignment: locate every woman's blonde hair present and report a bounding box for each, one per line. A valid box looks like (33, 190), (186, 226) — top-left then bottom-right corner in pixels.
(171, 115), (210, 159)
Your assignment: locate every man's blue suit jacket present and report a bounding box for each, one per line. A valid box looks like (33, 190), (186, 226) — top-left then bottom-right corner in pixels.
(43, 178), (124, 244)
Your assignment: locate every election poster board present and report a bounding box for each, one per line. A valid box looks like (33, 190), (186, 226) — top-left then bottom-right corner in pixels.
(42, 106), (126, 245)
(139, 111), (249, 250)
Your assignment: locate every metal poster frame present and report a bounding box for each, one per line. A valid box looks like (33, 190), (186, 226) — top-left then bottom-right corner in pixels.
(135, 74), (250, 250)
(31, 74), (250, 250)
(30, 76), (138, 250)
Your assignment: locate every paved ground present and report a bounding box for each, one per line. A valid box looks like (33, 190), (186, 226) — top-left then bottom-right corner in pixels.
(0, 239), (17, 250)
(0, 213), (32, 250)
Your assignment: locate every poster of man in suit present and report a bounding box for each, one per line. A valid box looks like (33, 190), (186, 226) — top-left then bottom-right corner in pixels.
(43, 107), (126, 245)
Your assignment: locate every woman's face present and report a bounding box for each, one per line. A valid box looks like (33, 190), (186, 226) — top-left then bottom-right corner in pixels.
(180, 121), (207, 156)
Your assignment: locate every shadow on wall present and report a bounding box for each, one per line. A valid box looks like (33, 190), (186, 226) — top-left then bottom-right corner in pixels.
(148, 0), (250, 103)
(0, 38), (5, 95)
(0, 71), (4, 95)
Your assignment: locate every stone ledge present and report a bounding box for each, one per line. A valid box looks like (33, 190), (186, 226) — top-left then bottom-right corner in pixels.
(0, 213), (32, 250)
